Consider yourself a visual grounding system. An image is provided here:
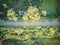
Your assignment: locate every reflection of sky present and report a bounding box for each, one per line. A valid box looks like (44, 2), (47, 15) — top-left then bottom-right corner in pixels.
(0, 22), (60, 26)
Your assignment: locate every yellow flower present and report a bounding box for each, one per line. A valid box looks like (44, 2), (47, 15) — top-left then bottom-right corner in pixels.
(23, 6), (40, 22)
(7, 12), (15, 16)
(8, 16), (17, 21)
(48, 28), (55, 37)
(23, 16), (28, 21)
(25, 35), (29, 39)
(49, 28), (55, 34)
(32, 7), (38, 12)
(12, 17), (18, 21)
(42, 10), (47, 16)
(33, 16), (40, 20)
(28, 6), (38, 14)
(28, 6), (34, 14)
(22, 35), (29, 40)
(29, 14), (40, 21)
(31, 20), (36, 22)
(7, 8), (18, 21)
(7, 9), (15, 16)
(7, 8), (14, 13)
(8, 17), (12, 20)
(3, 3), (8, 8)
(29, 15), (33, 19)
